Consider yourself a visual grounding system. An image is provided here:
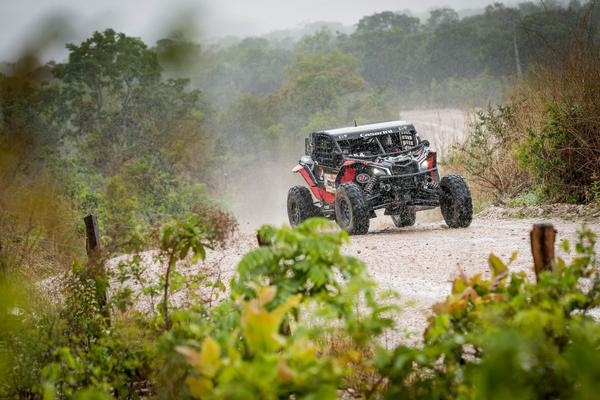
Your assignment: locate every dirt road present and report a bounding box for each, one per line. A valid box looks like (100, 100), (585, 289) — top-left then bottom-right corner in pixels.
(204, 214), (599, 345)
(343, 215), (600, 344)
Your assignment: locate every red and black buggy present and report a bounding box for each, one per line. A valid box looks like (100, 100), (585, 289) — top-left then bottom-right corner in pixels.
(287, 120), (473, 234)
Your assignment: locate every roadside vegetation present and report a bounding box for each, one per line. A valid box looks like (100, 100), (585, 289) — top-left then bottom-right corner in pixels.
(1, 218), (599, 399)
(446, 4), (600, 208)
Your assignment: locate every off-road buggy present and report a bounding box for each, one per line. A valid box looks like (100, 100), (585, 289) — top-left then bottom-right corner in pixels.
(287, 120), (473, 234)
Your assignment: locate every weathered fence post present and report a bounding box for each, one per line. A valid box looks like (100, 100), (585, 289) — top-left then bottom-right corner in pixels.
(84, 214), (100, 257)
(530, 223), (557, 280)
(84, 214), (109, 324)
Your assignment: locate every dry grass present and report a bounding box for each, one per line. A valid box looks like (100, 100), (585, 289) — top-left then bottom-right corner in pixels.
(508, 9), (600, 202)
(0, 140), (84, 277)
(319, 333), (386, 399)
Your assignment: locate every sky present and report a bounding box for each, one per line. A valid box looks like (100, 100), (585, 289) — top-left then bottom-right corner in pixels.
(0, 0), (496, 61)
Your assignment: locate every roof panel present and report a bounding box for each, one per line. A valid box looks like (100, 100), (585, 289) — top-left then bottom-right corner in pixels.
(315, 120), (415, 140)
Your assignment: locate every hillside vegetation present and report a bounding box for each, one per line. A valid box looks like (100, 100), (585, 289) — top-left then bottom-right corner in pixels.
(447, 5), (600, 206)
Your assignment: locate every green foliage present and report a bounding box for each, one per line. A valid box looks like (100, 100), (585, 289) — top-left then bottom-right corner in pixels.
(448, 6), (600, 206)
(45, 29), (217, 244)
(178, 288), (342, 400)
(41, 322), (153, 399)
(356, 11), (420, 34)
(0, 265), (154, 399)
(232, 219), (395, 344)
(446, 104), (530, 202)
(279, 51), (366, 117)
(377, 226), (600, 399)
(3, 212), (600, 399)
(232, 218), (362, 305)
(517, 101), (597, 203)
(170, 219), (394, 399)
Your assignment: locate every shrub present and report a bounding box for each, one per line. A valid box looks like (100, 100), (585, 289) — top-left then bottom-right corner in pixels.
(5, 214), (600, 399)
(171, 218), (395, 398)
(509, 14), (600, 203)
(177, 287), (343, 400)
(448, 13), (600, 206)
(517, 99), (599, 203)
(446, 104), (530, 202)
(377, 226), (600, 399)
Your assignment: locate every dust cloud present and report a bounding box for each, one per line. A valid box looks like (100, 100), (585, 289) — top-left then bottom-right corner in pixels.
(229, 108), (469, 231)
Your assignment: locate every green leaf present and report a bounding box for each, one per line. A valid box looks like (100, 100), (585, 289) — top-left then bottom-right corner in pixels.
(489, 253), (507, 277)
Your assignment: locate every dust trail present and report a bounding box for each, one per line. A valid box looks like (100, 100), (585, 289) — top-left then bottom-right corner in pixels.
(230, 108), (470, 231)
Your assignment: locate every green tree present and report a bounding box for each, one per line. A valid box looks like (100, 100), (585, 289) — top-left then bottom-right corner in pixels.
(356, 11), (420, 34)
(276, 51), (366, 118)
(52, 29), (213, 240)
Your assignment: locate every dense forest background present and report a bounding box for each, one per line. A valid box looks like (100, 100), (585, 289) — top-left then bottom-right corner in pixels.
(1, 0), (599, 273)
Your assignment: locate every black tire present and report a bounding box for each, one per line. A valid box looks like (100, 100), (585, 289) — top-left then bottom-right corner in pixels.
(391, 207), (416, 227)
(440, 174), (473, 228)
(287, 186), (320, 226)
(334, 183), (370, 235)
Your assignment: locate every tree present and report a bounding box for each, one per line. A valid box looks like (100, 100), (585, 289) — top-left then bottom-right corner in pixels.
(52, 29), (212, 239)
(356, 11), (420, 34)
(199, 38), (292, 107)
(276, 51), (366, 118)
(295, 28), (339, 54)
(426, 8), (459, 29)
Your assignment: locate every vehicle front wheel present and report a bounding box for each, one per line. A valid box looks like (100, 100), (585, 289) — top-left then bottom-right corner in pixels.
(391, 206), (416, 227)
(335, 183), (370, 235)
(287, 186), (320, 226)
(440, 174), (473, 228)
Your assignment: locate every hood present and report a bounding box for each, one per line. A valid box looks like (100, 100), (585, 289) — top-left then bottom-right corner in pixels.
(372, 148), (428, 168)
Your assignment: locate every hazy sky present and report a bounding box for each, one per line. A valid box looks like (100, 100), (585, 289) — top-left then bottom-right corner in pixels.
(0, 0), (496, 61)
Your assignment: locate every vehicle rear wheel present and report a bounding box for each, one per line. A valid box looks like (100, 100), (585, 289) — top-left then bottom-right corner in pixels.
(391, 207), (416, 227)
(335, 183), (370, 235)
(287, 186), (320, 226)
(440, 174), (473, 228)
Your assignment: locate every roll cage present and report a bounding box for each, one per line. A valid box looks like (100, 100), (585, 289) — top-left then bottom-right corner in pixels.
(307, 121), (423, 166)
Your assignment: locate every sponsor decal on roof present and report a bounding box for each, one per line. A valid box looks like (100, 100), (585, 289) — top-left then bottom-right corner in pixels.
(358, 129), (394, 138)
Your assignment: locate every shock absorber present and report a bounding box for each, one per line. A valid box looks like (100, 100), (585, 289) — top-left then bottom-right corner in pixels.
(364, 178), (377, 194)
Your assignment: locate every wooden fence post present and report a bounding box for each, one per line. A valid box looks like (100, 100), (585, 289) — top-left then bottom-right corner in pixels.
(530, 223), (557, 281)
(84, 214), (100, 256)
(83, 214), (109, 324)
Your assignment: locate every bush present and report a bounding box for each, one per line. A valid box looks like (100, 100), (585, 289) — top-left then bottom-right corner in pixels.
(510, 15), (600, 203)
(517, 99), (599, 203)
(446, 104), (530, 202)
(448, 14), (600, 206)
(377, 226), (600, 399)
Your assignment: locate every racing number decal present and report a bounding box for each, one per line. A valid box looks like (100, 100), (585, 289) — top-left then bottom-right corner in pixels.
(324, 173), (337, 193)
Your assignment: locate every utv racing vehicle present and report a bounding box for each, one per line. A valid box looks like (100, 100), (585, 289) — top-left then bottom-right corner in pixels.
(287, 120), (472, 234)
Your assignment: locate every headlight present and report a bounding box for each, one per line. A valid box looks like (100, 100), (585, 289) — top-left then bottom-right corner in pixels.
(371, 167), (389, 176)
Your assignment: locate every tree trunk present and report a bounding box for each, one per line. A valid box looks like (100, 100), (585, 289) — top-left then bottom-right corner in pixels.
(513, 23), (523, 78)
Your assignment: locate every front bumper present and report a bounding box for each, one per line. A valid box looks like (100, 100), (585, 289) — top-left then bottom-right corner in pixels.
(368, 168), (441, 208)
